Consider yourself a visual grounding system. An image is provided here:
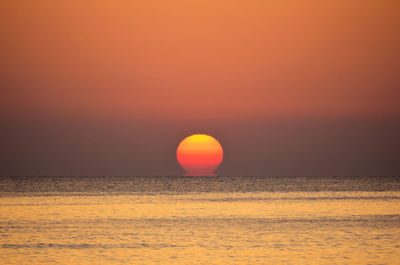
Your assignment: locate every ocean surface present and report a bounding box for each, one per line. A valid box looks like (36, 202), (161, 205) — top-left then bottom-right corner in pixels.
(0, 176), (399, 264)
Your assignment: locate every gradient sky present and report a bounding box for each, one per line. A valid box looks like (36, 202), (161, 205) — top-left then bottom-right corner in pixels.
(1, 0), (399, 176)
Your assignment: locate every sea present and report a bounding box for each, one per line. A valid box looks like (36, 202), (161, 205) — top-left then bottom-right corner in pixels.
(0, 176), (399, 264)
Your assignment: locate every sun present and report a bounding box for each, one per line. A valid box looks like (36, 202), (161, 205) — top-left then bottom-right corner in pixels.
(177, 134), (223, 176)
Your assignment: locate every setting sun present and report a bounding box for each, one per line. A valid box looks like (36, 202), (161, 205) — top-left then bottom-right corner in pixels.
(177, 134), (223, 176)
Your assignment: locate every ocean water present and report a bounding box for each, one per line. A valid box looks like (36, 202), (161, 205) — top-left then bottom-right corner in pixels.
(0, 176), (399, 264)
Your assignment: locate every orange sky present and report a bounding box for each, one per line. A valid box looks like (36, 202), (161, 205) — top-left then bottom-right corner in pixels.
(1, 0), (399, 120)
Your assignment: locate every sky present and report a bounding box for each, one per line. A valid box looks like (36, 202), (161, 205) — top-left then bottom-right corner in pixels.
(1, 0), (399, 176)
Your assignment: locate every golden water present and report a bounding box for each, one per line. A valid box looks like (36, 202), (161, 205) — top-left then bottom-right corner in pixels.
(1, 190), (400, 264)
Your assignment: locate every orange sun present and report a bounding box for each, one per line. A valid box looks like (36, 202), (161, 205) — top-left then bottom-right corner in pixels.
(177, 134), (223, 176)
